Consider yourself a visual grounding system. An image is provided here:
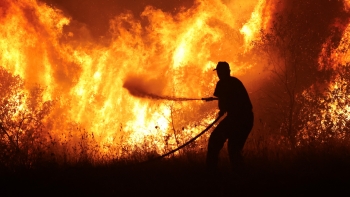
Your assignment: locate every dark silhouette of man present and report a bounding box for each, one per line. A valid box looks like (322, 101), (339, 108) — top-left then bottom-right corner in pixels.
(206, 61), (254, 172)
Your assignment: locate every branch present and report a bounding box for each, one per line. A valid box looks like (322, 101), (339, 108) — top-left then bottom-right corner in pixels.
(0, 122), (18, 151)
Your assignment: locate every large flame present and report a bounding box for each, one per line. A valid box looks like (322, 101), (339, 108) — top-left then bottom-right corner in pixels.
(0, 0), (268, 159)
(2, 0), (349, 160)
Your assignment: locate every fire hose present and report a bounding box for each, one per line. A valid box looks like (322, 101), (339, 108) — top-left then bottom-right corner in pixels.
(142, 106), (222, 164)
(122, 97), (220, 166)
(150, 115), (221, 160)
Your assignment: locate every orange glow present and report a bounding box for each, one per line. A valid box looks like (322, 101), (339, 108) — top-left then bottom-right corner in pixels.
(0, 0), (270, 159)
(240, 0), (271, 51)
(344, 0), (350, 11)
(300, 17), (350, 140)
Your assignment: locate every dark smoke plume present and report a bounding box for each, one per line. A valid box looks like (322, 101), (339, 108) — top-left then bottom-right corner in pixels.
(267, 0), (350, 88)
(41, 0), (196, 38)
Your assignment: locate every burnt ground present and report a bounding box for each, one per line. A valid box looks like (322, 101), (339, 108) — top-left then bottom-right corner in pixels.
(2, 155), (350, 197)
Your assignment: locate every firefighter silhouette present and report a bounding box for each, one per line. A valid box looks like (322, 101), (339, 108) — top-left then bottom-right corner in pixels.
(206, 61), (254, 172)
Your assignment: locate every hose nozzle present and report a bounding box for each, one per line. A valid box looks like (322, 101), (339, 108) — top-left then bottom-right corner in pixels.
(201, 97), (218, 102)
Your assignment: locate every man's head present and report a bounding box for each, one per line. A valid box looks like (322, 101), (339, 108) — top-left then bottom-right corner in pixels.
(214, 61), (230, 80)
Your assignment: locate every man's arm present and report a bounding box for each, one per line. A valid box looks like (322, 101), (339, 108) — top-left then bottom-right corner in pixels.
(213, 80), (227, 117)
(217, 97), (228, 117)
(202, 97), (225, 117)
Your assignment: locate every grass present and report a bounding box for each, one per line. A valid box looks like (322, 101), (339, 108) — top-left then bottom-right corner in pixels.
(2, 136), (350, 197)
(1, 113), (350, 197)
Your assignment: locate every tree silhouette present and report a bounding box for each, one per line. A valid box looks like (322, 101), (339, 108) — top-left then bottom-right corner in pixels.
(0, 66), (53, 169)
(255, 0), (348, 147)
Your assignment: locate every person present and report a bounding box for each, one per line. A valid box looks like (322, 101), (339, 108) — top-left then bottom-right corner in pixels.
(206, 61), (254, 172)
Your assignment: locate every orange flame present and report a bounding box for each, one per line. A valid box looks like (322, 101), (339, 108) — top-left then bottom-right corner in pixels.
(0, 0), (269, 159)
(240, 0), (271, 51)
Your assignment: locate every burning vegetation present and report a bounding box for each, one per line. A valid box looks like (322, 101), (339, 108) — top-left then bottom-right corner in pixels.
(1, 0), (350, 170)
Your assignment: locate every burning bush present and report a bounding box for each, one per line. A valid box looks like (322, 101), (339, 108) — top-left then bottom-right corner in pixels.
(0, 66), (53, 169)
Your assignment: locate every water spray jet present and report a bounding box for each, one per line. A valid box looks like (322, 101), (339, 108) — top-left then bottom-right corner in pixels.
(123, 79), (218, 101)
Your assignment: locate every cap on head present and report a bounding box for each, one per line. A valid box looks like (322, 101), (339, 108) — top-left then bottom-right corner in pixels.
(213, 61), (230, 71)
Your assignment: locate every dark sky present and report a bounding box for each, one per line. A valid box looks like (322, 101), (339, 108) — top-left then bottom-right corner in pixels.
(40, 0), (196, 37)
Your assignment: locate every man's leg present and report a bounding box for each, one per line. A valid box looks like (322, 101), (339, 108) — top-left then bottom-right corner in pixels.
(227, 132), (248, 170)
(227, 112), (254, 170)
(206, 119), (229, 172)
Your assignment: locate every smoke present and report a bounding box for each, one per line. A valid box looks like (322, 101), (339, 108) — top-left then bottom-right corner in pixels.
(249, 0), (350, 136)
(40, 0), (196, 38)
(258, 0), (350, 94)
